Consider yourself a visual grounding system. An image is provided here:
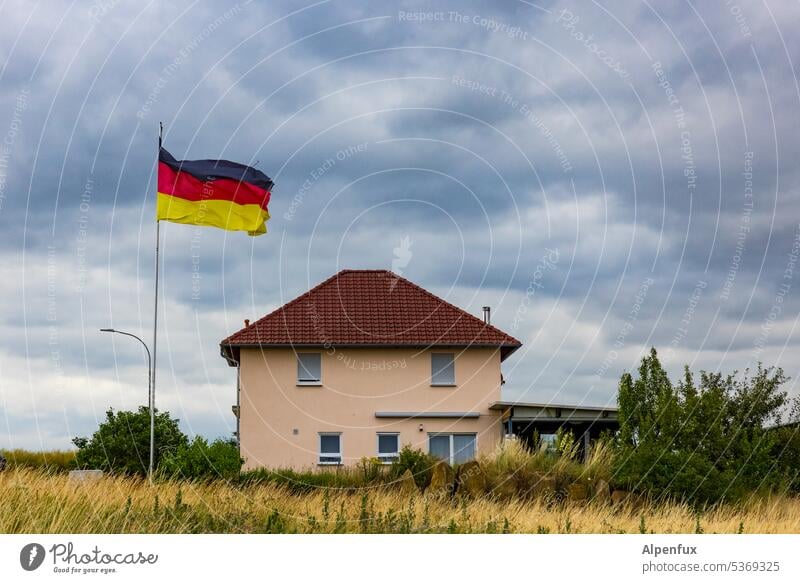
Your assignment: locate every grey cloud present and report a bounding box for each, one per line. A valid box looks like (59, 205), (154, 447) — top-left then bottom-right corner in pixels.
(2, 0), (800, 448)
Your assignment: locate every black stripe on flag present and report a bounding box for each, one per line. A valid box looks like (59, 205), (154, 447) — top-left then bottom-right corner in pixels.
(159, 147), (274, 191)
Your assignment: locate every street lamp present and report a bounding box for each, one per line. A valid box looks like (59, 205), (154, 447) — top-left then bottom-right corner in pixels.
(100, 328), (154, 482)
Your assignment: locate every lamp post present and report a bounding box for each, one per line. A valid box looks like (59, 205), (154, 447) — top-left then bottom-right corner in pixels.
(100, 328), (154, 482)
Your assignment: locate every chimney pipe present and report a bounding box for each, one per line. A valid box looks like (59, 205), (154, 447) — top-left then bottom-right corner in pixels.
(482, 306), (491, 324)
(244, 319), (250, 327)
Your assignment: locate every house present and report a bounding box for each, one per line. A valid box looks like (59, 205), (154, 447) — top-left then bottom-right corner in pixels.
(220, 269), (617, 470)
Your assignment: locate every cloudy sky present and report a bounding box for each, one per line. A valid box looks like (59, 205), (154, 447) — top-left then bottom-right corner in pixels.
(1, 0), (799, 449)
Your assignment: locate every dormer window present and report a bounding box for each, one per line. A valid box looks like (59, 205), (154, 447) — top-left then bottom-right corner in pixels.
(431, 353), (455, 386)
(297, 353), (321, 385)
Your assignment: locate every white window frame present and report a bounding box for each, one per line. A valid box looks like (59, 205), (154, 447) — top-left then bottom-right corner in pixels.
(427, 432), (477, 465)
(376, 432), (400, 464)
(430, 352), (456, 386)
(297, 352), (322, 386)
(318, 432), (342, 465)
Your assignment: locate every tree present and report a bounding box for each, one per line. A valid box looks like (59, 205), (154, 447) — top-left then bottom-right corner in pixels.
(72, 407), (188, 476)
(771, 396), (800, 493)
(614, 348), (789, 503)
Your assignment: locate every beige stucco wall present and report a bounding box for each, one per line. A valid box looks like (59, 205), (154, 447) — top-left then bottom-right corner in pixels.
(237, 346), (505, 470)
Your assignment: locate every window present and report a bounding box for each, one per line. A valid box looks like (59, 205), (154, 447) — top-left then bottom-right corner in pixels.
(319, 433), (341, 465)
(428, 433), (476, 464)
(431, 353), (455, 385)
(297, 353), (321, 385)
(376, 433), (400, 464)
(429, 434), (451, 461)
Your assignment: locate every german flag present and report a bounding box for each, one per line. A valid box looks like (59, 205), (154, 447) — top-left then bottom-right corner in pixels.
(156, 147), (273, 236)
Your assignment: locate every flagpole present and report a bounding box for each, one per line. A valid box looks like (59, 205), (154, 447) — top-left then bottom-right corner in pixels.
(150, 122), (163, 483)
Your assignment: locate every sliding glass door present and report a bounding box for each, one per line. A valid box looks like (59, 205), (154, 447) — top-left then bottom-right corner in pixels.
(428, 433), (476, 465)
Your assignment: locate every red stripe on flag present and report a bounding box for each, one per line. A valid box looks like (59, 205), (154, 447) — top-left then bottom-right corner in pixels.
(157, 161), (271, 210)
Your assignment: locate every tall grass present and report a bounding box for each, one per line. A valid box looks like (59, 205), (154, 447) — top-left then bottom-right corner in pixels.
(479, 438), (587, 495)
(582, 440), (615, 483)
(3, 442), (798, 533)
(1, 449), (77, 472)
(1, 467), (799, 533)
(240, 465), (389, 493)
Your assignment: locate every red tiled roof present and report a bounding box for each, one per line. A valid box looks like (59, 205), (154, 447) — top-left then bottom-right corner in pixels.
(221, 269), (521, 359)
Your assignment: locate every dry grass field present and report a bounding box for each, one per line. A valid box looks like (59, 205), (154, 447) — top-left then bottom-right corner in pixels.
(2, 467), (800, 534)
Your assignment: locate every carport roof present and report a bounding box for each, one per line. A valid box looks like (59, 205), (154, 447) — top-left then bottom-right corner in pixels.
(489, 401), (618, 412)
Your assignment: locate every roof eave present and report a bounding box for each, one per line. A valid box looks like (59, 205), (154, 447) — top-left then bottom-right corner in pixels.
(220, 344), (239, 367)
(500, 343), (521, 362)
(221, 341), (521, 350)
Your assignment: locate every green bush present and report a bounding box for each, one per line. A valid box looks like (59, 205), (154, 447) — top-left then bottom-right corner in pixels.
(389, 445), (437, 489)
(356, 457), (385, 483)
(614, 348), (789, 503)
(554, 428), (579, 459)
(72, 407), (188, 477)
(160, 437), (243, 480)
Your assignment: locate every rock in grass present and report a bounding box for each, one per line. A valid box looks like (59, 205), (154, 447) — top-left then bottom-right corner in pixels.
(68, 469), (103, 483)
(396, 469), (418, 494)
(593, 479), (611, 502)
(488, 477), (517, 499)
(428, 461), (455, 495)
(456, 460), (486, 497)
(610, 489), (629, 505)
(567, 482), (589, 501)
(519, 472), (557, 498)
